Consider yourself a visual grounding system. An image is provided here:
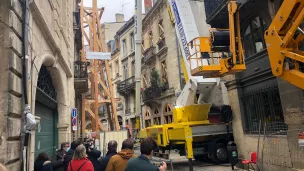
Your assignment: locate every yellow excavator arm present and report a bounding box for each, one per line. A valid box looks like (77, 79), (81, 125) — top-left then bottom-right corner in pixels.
(265, 0), (304, 89)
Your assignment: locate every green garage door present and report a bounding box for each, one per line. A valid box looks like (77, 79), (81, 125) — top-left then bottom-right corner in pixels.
(35, 101), (57, 158)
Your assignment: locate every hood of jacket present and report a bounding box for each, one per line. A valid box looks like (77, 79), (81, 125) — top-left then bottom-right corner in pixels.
(34, 160), (51, 170)
(118, 149), (134, 159)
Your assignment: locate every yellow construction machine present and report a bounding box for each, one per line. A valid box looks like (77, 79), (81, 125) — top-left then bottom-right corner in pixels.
(187, 0), (304, 89)
(138, 0), (304, 170)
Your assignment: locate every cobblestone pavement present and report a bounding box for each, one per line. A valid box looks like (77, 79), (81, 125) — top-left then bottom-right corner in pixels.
(134, 149), (242, 171)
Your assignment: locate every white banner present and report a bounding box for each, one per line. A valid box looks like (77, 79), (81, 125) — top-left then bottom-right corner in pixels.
(86, 52), (111, 60)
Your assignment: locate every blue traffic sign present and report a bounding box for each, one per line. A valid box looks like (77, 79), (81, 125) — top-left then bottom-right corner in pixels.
(72, 108), (77, 117)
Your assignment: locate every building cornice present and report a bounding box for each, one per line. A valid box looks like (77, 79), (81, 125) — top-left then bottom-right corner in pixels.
(143, 0), (164, 25)
(117, 16), (135, 36)
(29, 0), (72, 77)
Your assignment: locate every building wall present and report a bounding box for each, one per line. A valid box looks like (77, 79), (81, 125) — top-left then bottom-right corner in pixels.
(141, 0), (181, 127)
(102, 22), (126, 46)
(0, 0), (75, 170)
(205, 0), (304, 169)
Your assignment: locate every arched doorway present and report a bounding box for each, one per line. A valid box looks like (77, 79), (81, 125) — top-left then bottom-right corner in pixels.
(35, 65), (58, 158)
(163, 104), (173, 124)
(144, 110), (151, 127)
(153, 108), (161, 125)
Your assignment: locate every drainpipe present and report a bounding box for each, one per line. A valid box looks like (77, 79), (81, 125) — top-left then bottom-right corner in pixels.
(22, 0), (30, 171)
(175, 32), (183, 90)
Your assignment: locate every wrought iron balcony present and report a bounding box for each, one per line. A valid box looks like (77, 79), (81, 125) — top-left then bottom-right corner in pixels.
(125, 108), (131, 116)
(117, 76), (136, 95)
(142, 86), (161, 102)
(74, 61), (88, 94)
(142, 46), (156, 64)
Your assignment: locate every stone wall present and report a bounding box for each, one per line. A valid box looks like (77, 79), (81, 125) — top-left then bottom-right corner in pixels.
(0, 0), (23, 170)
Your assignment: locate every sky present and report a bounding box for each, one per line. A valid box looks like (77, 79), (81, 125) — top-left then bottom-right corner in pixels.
(83, 0), (145, 23)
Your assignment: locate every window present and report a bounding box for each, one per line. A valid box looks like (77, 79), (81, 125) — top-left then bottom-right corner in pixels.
(122, 39), (127, 57)
(241, 85), (286, 134)
(123, 64), (128, 80)
(164, 104), (173, 124)
(161, 61), (168, 83)
(242, 16), (267, 57)
(130, 33), (135, 52)
(148, 31), (153, 47)
(141, 39), (145, 52)
(132, 62), (135, 77)
(158, 20), (164, 40)
(115, 60), (119, 77)
(142, 74), (148, 88)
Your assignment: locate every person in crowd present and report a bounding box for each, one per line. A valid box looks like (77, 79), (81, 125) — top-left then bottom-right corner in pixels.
(34, 152), (53, 171)
(105, 139), (136, 171)
(85, 139), (101, 171)
(67, 144), (94, 171)
(63, 140), (82, 171)
(125, 138), (167, 171)
(52, 142), (70, 171)
(99, 140), (118, 171)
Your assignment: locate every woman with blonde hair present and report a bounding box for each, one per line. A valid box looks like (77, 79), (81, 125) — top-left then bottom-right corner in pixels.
(67, 144), (94, 171)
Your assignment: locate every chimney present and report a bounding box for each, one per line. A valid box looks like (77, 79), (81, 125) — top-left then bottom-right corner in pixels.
(115, 13), (124, 22)
(144, 0), (152, 13)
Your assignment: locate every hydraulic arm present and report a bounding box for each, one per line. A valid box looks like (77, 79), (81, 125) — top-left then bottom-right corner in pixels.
(265, 0), (304, 89)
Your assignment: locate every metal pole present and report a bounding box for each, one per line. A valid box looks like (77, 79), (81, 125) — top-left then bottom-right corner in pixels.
(135, 0), (143, 129)
(256, 120), (262, 171)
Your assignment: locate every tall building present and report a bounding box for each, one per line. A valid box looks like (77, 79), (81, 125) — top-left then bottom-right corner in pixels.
(141, 0), (184, 128)
(108, 16), (138, 132)
(0, 0), (79, 170)
(205, 0), (304, 170)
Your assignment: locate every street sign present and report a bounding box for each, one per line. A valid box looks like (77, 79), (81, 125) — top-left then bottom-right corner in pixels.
(72, 126), (77, 131)
(86, 52), (111, 60)
(72, 117), (77, 126)
(72, 108), (77, 117)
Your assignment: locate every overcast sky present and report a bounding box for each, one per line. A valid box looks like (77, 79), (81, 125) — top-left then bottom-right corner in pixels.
(83, 0), (145, 23)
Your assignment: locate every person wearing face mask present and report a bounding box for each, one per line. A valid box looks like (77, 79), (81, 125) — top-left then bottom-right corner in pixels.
(52, 142), (70, 171)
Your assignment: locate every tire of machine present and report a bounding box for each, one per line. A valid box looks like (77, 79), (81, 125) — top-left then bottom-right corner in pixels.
(212, 143), (228, 164)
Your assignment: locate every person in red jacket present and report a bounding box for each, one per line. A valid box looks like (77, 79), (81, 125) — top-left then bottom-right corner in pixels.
(67, 144), (94, 171)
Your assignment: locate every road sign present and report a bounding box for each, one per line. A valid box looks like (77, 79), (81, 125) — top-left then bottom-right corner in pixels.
(72, 126), (77, 131)
(86, 52), (111, 60)
(72, 117), (77, 126)
(72, 108), (77, 117)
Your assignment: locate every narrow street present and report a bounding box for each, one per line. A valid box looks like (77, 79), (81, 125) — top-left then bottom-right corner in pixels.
(134, 149), (242, 171)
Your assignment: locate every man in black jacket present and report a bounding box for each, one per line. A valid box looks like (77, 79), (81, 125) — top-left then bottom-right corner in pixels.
(63, 140), (81, 171)
(52, 142), (70, 171)
(99, 140), (118, 171)
(86, 140), (101, 171)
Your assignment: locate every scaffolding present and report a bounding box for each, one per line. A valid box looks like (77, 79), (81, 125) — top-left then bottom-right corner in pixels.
(79, 0), (120, 135)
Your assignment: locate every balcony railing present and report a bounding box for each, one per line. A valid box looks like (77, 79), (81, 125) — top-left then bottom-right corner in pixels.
(74, 61), (88, 78)
(125, 108), (131, 116)
(117, 76), (136, 95)
(142, 86), (161, 101)
(142, 46), (156, 64)
(74, 61), (88, 93)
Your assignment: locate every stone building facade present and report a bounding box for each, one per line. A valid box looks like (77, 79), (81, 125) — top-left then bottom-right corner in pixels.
(205, 0), (304, 170)
(0, 0), (77, 170)
(141, 0), (184, 128)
